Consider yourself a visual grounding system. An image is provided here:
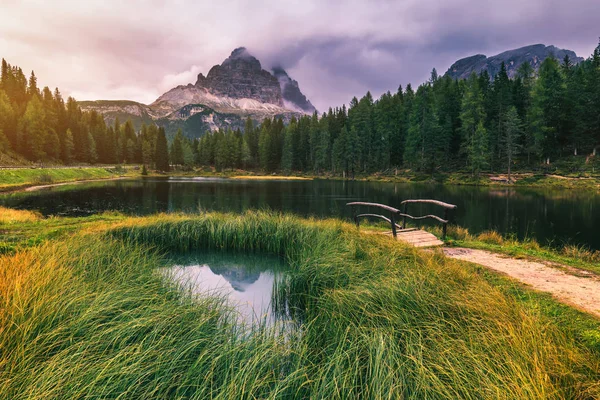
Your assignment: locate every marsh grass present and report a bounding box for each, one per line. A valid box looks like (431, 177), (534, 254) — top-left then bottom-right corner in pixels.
(1, 211), (600, 398)
(0, 206), (40, 224)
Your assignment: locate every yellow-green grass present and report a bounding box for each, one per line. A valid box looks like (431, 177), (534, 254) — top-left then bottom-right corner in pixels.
(1, 211), (599, 398)
(0, 167), (137, 192)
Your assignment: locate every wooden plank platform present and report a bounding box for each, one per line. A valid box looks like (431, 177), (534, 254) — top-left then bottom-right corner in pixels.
(383, 229), (444, 248)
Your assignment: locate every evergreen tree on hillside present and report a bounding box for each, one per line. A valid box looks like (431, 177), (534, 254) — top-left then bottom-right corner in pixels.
(170, 129), (185, 167)
(63, 129), (74, 164)
(18, 96), (46, 160)
(154, 127), (169, 171)
(403, 84), (442, 172)
(500, 106), (522, 182)
(468, 122), (489, 178)
(0, 90), (16, 149)
(460, 73), (487, 168)
(529, 56), (566, 164)
(281, 120), (296, 172)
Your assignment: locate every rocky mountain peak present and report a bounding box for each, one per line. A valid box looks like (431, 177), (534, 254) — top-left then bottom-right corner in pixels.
(272, 66), (316, 113)
(192, 47), (283, 106)
(445, 44), (583, 80)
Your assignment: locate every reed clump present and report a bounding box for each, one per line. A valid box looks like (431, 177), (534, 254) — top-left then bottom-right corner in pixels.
(1, 211), (599, 399)
(477, 230), (505, 245)
(562, 244), (600, 264)
(0, 206), (40, 224)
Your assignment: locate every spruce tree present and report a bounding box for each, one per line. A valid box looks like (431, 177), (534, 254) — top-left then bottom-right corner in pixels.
(63, 129), (75, 164)
(460, 73), (486, 167)
(500, 106), (522, 182)
(18, 96), (46, 160)
(529, 56), (565, 164)
(154, 127), (170, 171)
(170, 129), (185, 167)
(468, 122), (489, 179)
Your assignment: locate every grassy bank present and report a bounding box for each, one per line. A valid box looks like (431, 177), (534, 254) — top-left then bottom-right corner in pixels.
(1, 210), (600, 398)
(0, 166), (139, 192)
(181, 168), (600, 190)
(2, 164), (599, 191)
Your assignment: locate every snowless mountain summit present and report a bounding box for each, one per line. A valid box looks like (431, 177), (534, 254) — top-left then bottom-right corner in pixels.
(445, 44), (583, 80)
(79, 47), (315, 138)
(151, 47), (316, 118)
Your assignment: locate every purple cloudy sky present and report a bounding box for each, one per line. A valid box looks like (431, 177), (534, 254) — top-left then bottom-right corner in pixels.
(0, 0), (598, 111)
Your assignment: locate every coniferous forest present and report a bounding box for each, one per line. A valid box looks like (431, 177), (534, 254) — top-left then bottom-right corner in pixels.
(1, 42), (599, 177)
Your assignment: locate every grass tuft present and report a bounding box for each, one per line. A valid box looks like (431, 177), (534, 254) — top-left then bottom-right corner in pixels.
(0, 206), (40, 224)
(477, 230), (505, 245)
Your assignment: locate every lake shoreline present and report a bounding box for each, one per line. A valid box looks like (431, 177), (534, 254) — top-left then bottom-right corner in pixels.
(172, 169), (600, 190)
(1, 166), (599, 192)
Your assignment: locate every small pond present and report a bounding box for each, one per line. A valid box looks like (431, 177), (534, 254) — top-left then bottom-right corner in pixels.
(165, 252), (288, 327)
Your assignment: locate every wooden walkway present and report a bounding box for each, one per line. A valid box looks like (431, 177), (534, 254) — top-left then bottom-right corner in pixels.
(382, 228), (444, 247)
(347, 199), (455, 248)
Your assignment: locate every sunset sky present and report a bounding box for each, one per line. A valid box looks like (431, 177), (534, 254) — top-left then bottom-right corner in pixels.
(1, 0), (598, 111)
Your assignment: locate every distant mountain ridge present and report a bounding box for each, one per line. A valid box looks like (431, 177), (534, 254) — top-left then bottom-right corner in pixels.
(79, 47), (315, 138)
(445, 44), (583, 79)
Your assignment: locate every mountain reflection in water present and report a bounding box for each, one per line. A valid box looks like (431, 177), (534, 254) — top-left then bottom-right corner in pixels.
(166, 253), (286, 327)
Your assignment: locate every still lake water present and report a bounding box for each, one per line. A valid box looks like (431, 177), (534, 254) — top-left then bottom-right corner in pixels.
(1, 177), (599, 250)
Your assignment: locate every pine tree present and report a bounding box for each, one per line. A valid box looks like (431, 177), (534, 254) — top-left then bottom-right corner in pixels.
(404, 84), (441, 172)
(314, 117), (330, 173)
(44, 130), (60, 159)
(170, 129), (185, 167)
(154, 127), (170, 171)
(0, 89), (16, 150)
(460, 73), (487, 167)
(63, 129), (75, 164)
(258, 119), (272, 171)
(27, 71), (38, 98)
(87, 130), (98, 163)
(529, 56), (565, 164)
(18, 96), (46, 160)
(500, 106), (522, 182)
(468, 122), (489, 179)
(281, 122), (295, 172)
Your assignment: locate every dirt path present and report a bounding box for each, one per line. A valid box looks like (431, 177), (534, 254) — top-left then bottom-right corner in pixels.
(23, 177), (127, 192)
(443, 247), (600, 318)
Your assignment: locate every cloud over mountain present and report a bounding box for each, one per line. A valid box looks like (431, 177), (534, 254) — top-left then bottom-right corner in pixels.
(0, 0), (598, 111)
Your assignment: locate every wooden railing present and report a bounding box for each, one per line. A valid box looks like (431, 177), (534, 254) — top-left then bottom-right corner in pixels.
(347, 199), (457, 239)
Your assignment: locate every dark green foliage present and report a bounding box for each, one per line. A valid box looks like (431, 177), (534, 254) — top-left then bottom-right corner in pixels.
(3, 46), (600, 175)
(170, 129), (185, 167)
(154, 127), (169, 171)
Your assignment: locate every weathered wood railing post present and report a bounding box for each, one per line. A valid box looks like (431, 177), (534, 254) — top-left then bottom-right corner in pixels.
(390, 212), (397, 238)
(442, 209), (449, 239)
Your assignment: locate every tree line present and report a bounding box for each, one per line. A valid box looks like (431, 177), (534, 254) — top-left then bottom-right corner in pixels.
(2, 41), (599, 176)
(198, 42), (600, 177)
(0, 59), (171, 168)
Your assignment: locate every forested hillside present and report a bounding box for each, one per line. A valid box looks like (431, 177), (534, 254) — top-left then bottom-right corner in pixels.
(198, 44), (600, 177)
(1, 42), (599, 176)
(0, 59), (169, 166)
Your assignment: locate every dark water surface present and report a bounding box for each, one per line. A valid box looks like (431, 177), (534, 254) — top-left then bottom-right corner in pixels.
(2, 177), (599, 250)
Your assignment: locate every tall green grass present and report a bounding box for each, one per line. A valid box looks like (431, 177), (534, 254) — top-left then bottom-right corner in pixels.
(1, 211), (599, 398)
